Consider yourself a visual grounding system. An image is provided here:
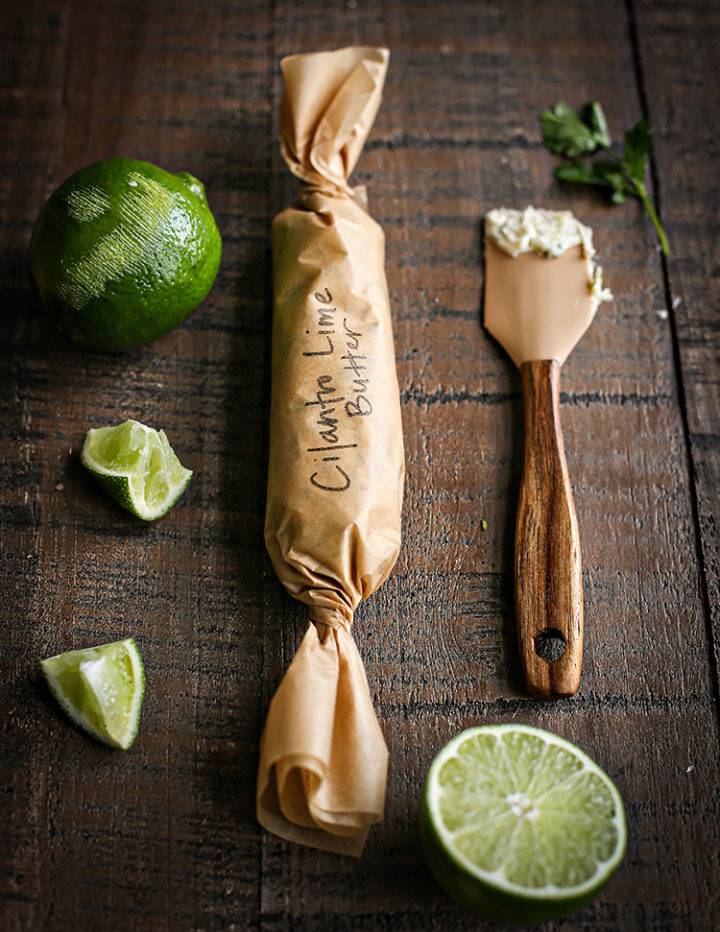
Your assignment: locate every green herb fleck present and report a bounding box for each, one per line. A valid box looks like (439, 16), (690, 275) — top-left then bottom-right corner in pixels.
(539, 102), (668, 256)
(481, 519), (488, 532)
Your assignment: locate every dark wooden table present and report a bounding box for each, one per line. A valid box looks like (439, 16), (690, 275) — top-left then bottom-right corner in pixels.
(2, 1), (719, 929)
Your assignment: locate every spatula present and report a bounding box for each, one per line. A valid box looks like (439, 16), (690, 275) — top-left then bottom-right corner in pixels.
(484, 235), (599, 699)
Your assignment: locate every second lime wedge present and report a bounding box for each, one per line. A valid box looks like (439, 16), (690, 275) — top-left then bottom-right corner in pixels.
(41, 638), (145, 749)
(81, 419), (192, 520)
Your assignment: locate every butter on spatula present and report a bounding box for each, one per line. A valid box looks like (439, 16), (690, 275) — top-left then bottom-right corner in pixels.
(484, 207), (611, 699)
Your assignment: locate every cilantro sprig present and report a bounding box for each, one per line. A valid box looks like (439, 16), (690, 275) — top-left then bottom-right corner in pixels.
(540, 102), (668, 256)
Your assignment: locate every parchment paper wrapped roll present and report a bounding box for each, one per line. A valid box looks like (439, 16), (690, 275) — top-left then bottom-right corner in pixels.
(257, 47), (404, 856)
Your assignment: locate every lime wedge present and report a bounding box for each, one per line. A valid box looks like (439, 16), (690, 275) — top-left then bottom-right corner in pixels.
(41, 638), (145, 749)
(420, 724), (627, 923)
(81, 419), (192, 520)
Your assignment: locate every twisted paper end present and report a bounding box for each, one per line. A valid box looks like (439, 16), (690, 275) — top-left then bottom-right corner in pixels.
(279, 46), (389, 198)
(256, 619), (388, 856)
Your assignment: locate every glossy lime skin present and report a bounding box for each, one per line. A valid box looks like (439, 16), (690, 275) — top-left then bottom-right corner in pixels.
(29, 157), (222, 351)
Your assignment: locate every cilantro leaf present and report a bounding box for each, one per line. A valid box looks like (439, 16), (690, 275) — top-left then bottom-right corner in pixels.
(554, 160), (606, 186)
(582, 102), (612, 148)
(592, 160), (630, 201)
(555, 159), (630, 203)
(540, 103), (600, 158)
(539, 101), (668, 255)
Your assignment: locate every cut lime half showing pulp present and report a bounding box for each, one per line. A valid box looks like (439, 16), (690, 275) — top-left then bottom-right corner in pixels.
(420, 724), (627, 924)
(81, 419), (192, 520)
(41, 638), (145, 749)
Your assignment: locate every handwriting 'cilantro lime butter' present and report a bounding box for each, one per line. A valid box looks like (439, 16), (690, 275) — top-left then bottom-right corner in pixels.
(485, 206), (612, 312)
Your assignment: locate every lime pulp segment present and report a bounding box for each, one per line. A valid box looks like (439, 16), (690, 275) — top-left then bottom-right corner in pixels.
(41, 638), (145, 749)
(81, 419), (192, 520)
(421, 724), (626, 922)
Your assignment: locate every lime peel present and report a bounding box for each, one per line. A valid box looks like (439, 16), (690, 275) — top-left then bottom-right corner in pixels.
(81, 419), (192, 520)
(41, 638), (145, 750)
(29, 157), (221, 352)
(421, 724), (627, 923)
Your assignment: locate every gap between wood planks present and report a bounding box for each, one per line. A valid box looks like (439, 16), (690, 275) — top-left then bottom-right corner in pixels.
(625, 0), (720, 719)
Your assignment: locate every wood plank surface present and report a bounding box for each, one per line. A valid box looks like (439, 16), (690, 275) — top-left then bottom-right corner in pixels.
(633, 0), (720, 683)
(1, 1), (718, 930)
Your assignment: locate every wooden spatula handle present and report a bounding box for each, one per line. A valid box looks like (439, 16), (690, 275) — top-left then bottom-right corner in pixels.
(515, 359), (582, 698)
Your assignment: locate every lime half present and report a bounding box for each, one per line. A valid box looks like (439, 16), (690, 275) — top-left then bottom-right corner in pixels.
(81, 419), (192, 520)
(41, 638), (145, 749)
(420, 724), (626, 924)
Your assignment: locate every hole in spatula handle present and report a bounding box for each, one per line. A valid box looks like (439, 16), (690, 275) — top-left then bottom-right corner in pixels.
(534, 628), (566, 662)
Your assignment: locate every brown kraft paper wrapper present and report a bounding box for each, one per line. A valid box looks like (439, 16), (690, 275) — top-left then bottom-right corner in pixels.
(257, 46), (404, 856)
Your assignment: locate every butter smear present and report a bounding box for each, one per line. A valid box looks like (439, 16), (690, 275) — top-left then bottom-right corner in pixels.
(486, 206), (613, 310)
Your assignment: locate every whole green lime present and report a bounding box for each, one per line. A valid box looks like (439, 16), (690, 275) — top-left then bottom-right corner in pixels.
(29, 157), (221, 351)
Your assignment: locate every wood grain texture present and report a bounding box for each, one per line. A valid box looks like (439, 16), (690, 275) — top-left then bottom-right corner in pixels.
(1, 0), (718, 930)
(516, 360), (583, 699)
(633, 0), (720, 692)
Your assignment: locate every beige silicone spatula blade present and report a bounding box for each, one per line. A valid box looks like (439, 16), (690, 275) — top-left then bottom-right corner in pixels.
(485, 240), (597, 367)
(484, 235), (599, 699)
